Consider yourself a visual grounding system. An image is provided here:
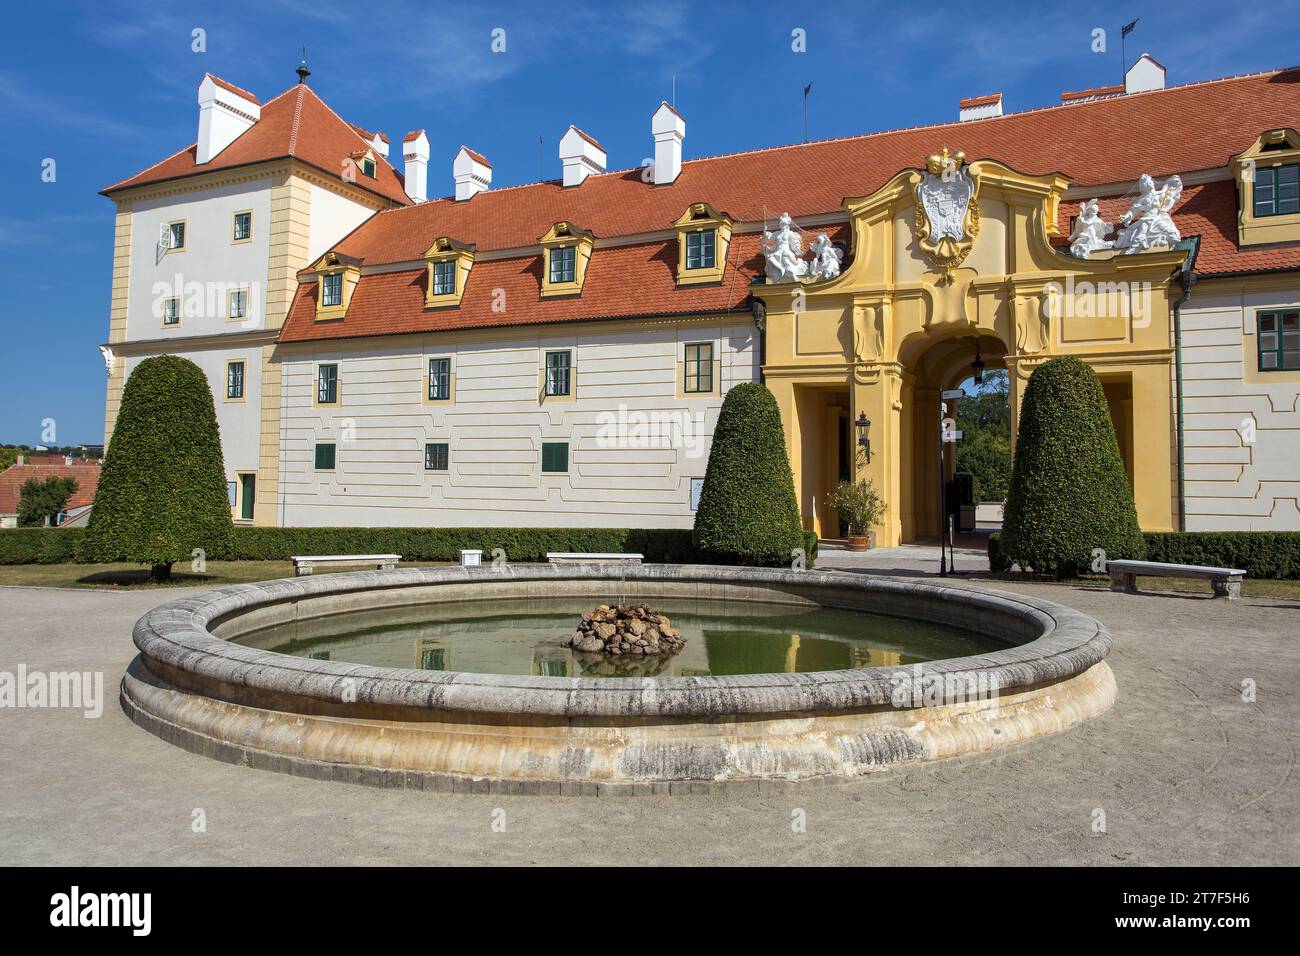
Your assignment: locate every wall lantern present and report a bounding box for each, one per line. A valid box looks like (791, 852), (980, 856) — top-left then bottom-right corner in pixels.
(855, 412), (872, 463)
(970, 340), (985, 385)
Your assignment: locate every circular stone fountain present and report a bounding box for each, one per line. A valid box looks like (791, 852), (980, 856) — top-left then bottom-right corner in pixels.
(122, 565), (1116, 795)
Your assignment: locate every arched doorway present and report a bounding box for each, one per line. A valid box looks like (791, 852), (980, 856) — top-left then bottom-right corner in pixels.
(897, 331), (1009, 543)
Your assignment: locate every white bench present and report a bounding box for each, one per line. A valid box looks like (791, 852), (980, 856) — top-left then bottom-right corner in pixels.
(546, 552), (643, 566)
(1107, 559), (1246, 600)
(291, 554), (401, 576)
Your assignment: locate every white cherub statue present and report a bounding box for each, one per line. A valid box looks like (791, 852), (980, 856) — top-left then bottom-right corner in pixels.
(1068, 199), (1115, 258)
(808, 232), (844, 279)
(1115, 174), (1183, 254)
(761, 213), (810, 283)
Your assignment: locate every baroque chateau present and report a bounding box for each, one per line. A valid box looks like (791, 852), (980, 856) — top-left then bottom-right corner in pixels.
(100, 57), (1300, 543)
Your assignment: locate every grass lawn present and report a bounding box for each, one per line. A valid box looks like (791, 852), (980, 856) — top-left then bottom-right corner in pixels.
(0, 560), (455, 589)
(987, 570), (1300, 600)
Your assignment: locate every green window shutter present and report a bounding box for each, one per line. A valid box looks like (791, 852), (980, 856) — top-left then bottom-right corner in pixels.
(541, 442), (568, 473)
(315, 443), (336, 470)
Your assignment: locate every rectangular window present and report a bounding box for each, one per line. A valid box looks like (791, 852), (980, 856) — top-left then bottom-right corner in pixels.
(1258, 310), (1300, 371)
(167, 221), (185, 250)
(232, 211), (251, 241)
(1254, 164), (1300, 218)
(314, 442), (336, 470)
(685, 229), (716, 270)
(428, 357), (451, 400)
(432, 260), (456, 296)
(545, 350), (571, 396)
(541, 441), (569, 474)
(226, 360), (245, 399)
(361, 157), (376, 178)
(163, 297), (180, 325)
(321, 273), (343, 307)
(317, 363), (338, 404)
(684, 342), (714, 393)
(424, 442), (449, 471)
(228, 288), (247, 319)
(549, 246), (576, 284)
(239, 473), (256, 521)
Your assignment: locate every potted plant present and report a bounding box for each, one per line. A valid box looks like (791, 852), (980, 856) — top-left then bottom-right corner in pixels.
(832, 478), (885, 552)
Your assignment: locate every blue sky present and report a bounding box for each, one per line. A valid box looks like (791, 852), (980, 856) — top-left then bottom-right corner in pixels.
(2, 0), (1298, 445)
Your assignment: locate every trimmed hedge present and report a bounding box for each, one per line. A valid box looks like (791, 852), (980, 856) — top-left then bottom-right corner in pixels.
(1143, 532), (1300, 580)
(0, 528), (86, 564)
(693, 383), (804, 566)
(1001, 356), (1144, 578)
(988, 530), (1300, 580)
(0, 525), (819, 569)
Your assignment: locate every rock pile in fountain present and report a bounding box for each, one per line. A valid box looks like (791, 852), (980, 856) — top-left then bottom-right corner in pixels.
(568, 604), (685, 657)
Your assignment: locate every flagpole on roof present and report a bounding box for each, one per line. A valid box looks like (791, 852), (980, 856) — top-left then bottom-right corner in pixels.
(802, 82), (812, 143)
(1120, 19), (1139, 87)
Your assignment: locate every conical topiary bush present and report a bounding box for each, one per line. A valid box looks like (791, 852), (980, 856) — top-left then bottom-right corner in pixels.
(693, 382), (804, 566)
(84, 355), (233, 581)
(1001, 356), (1144, 577)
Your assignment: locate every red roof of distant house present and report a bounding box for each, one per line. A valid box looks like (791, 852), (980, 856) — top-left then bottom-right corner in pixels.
(960, 93), (1002, 108)
(278, 66), (1300, 344)
(0, 459), (101, 516)
(102, 83), (410, 206)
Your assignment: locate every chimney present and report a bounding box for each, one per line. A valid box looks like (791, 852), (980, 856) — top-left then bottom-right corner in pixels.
(196, 74), (261, 165)
(15, 454), (23, 466)
(1125, 54), (1166, 94)
(651, 102), (685, 185)
(371, 132), (389, 159)
(959, 92), (1003, 122)
(453, 146), (492, 201)
(559, 126), (606, 187)
(403, 130), (429, 203)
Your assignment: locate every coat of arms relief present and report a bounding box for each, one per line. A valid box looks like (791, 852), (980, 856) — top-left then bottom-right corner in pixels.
(914, 148), (980, 284)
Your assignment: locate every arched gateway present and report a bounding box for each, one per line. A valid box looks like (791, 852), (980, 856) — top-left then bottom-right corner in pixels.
(758, 155), (1185, 545)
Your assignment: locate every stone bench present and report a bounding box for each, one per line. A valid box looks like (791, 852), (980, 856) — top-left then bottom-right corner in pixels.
(546, 552), (643, 566)
(1107, 559), (1246, 600)
(291, 554), (401, 576)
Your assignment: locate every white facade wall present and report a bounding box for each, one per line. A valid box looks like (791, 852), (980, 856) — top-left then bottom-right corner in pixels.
(1180, 286), (1300, 530)
(277, 320), (760, 528)
(307, 182), (377, 263)
(126, 178), (274, 340)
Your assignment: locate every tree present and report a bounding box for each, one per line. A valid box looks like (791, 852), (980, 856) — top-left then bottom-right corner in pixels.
(1001, 356), (1144, 577)
(83, 356), (232, 581)
(17, 476), (78, 526)
(955, 370), (1012, 503)
(0, 446), (21, 472)
(693, 383), (804, 565)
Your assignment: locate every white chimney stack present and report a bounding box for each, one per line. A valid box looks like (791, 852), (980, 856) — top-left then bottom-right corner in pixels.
(651, 102), (685, 185)
(370, 132), (389, 159)
(959, 92), (1003, 122)
(1125, 54), (1166, 94)
(403, 130), (429, 203)
(559, 126), (606, 187)
(453, 146), (492, 201)
(196, 74), (260, 165)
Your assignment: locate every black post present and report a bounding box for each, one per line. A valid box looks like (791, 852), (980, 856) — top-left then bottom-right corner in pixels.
(938, 401), (947, 576)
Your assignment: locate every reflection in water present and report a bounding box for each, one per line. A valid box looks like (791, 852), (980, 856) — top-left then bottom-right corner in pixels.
(236, 597), (1005, 679)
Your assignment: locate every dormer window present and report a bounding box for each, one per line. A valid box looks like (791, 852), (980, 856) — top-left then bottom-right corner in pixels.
(673, 203), (732, 286)
(361, 156), (376, 178)
(1232, 128), (1300, 246)
(538, 221), (594, 297)
(549, 246), (576, 284)
(313, 251), (362, 321)
(321, 273), (343, 307)
(423, 237), (474, 308)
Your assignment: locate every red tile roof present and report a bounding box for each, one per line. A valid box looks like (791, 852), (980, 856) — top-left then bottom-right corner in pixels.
(1060, 84), (1124, 102)
(281, 66), (1300, 343)
(0, 460), (101, 516)
(102, 83), (411, 206)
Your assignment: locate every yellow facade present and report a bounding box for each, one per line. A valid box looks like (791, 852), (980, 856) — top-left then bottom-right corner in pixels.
(759, 158), (1187, 545)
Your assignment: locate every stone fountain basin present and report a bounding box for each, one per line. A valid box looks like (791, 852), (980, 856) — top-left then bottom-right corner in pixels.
(121, 564), (1116, 795)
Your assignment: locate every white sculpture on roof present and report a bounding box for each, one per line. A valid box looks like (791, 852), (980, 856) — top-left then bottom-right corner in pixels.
(761, 213), (810, 283)
(809, 232), (844, 279)
(1115, 174), (1183, 254)
(1068, 199), (1115, 258)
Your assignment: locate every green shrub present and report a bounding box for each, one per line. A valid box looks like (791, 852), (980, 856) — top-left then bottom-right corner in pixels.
(986, 531), (1011, 573)
(1143, 531), (1300, 579)
(0, 528), (86, 564)
(802, 530), (819, 567)
(1001, 357), (1144, 577)
(82, 356), (233, 580)
(693, 383), (803, 566)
